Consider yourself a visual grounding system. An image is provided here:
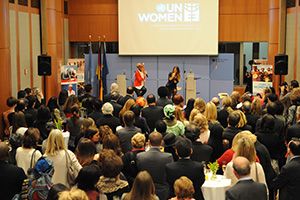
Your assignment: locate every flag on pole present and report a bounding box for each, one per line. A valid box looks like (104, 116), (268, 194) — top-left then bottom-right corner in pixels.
(84, 40), (93, 84)
(102, 41), (109, 95)
(96, 39), (102, 100)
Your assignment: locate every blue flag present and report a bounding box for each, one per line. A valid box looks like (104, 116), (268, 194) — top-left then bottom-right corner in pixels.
(102, 42), (109, 95)
(85, 42), (93, 84)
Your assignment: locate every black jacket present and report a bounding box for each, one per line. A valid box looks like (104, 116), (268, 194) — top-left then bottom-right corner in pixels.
(141, 105), (164, 132)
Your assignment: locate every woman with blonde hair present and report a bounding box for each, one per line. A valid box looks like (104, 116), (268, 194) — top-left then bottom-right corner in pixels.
(235, 110), (252, 131)
(119, 99), (136, 121)
(122, 171), (158, 200)
(44, 129), (82, 187)
(175, 106), (189, 126)
(192, 113), (210, 144)
(224, 136), (266, 186)
(205, 102), (224, 160)
(58, 188), (88, 200)
(189, 98), (206, 121)
(170, 176), (195, 200)
(217, 96), (234, 128)
(251, 97), (263, 116)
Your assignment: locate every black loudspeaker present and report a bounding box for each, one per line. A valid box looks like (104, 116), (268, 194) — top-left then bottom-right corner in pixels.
(38, 55), (51, 76)
(274, 54), (288, 75)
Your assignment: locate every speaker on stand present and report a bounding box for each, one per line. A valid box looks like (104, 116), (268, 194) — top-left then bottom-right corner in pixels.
(38, 55), (51, 102)
(274, 54), (288, 85)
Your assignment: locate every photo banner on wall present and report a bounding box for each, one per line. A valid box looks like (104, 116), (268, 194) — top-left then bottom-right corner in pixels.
(61, 65), (78, 96)
(252, 64), (273, 95)
(67, 59), (85, 83)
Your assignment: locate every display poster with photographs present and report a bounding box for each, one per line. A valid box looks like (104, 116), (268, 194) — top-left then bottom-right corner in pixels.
(252, 64), (273, 95)
(61, 65), (78, 96)
(67, 59), (85, 83)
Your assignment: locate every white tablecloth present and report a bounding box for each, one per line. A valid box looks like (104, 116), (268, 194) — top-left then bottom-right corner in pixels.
(201, 175), (231, 200)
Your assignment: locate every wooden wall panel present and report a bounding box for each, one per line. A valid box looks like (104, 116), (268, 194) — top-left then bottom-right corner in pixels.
(286, 13), (296, 82)
(297, 13), (300, 81)
(9, 10), (18, 97)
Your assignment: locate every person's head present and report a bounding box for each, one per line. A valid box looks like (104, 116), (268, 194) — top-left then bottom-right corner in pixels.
(267, 93), (278, 103)
(130, 104), (142, 117)
(157, 86), (169, 98)
(63, 95), (79, 112)
(131, 133), (146, 149)
(70, 104), (80, 118)
(110, 82), (119, 93)
(45, 129), (66, 156)
(288, 138), (300, 156)
(25, 95), (36, 109)
(75, 138), (97, 166)
(126, 86), (134, 95)
(102, 134), (122, 156)
(123, 110), (135, 127)
(98, 149), (123, 178)
(175, 137), (193, 158)
(81, 118), (95, 133)
(17, 90), (26, 99)
(99, 125), (114, 140)
(266, 102), (278, 115)
(149, 131), (163, 147)
(23, 128), (39, 148)
(193, 98), (206, 113)
(164, 104), (175, 120)
(136, 96), (146, 107)
(205, 102), (217, 122)
(235, 137), (256, 163)
(211, 97), (220, 107)
(155, 120), (167, 135)
(12, 111), (27, 132)
(172, 94), (184, 107)
(251, 97), (262, 115)
(76, 164), (101, 191)
(275, 101), (285, 115)
(0, 142), (9, 161)
(240, 93), (252, 103)
(231, 131), (257, 152)
(84, 127), (100, 143)
(24, 88), (32, 96)
(58, 90), (68, 106)
(228, 111), (241, 127)
(242, 101), (251, 114)
(58, 188), (88, 200)
(232, 156), (251, 179)
(47, 184), (68, 200)
(290, 87), (300, 106)
(125, 171), (155, 200)
(236, 110), (247, 128)
(47, 96), (59, 112)
(290, 80), (299, 89)
(146, 94), (156, 105)
(163, 133), (177, 148)
(222, 96), (232, 108)
(6, 96), (18, 108)
(37, 105), (52, 121)
(102, 102), (114, 115)
(16, 99), (26, 112)
(84, 84), (92, 93)
(260, 114), (275, 133)
(174, 106), (186, 122)
(192, 113), (209, 133)
(172, 66), (180, 74)
(173, 176), (195, 199)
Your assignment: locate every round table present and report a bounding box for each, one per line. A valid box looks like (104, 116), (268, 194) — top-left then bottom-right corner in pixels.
(201, 175), (231, 200)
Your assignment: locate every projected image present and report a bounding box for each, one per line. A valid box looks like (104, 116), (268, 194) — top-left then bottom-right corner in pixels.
(119, 0), (218, 55)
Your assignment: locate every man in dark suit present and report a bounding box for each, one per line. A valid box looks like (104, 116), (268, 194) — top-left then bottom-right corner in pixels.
(137, 132), (173, 200)
(0, 142), (27, 200)
(242, 101), (259, 131)
(286, 107), (300, 142)
(222, 111), (241, 149)
(142, 94), (164, 132)
(270, 139), (300, 200)
(109, 91), (123, 118)
(166, 137), (205, 200)
(226, 156), (267, 200)
(116, 110), (141, 153)
(118, 86), (135, 106)
(96, 102), (121, 133)
(156, 86), (172, 108)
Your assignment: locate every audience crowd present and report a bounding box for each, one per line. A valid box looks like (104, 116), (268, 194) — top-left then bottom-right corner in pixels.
(1, 81), (300, 200)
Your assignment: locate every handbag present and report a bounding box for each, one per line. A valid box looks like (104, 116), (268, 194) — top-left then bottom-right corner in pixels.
(64, 150), (78, 186)
(27, 149), (37, 176)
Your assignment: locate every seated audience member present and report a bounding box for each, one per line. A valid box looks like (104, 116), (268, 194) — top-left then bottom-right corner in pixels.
(66, 105), (83, 151)
(97, 149), (129, 200)
(16, 128), (42, 175)
(88, 99), (103, 123)
(270, 138), (300, 200)
(2, 96), (18, 136)
(224, 137), (266, 187)
(62, 95), (79, 118)
(287, 87), (300, 126)
(142, 94), (164, 132)
(122, 133), (146, 187)
(12, 111), (28, 135)
(189, 98), (206, 121)
(118, 86), (135, 106)
(163, 133), (179, 161)
(96, 102), (121, 133)
(174, 106), (189, 126)
(122, 171), (159, 200)
(286, 106), (300, 143)
(137, 132), (173, 200)
(136, 96), (147, 107)
(76, 164), (101, 200)
(47, 183), (69, 200)
(0, 142), (27, 200)
(78, 83), (94, 102)
(17, 89), (26, 99)
(75, 138), (97, 167)
(172, 94), (185, 109)
(217, 96), (234, 128)
(211, 97), (220, 111)
(192, 113), (210, 144)
(155, 120), (168, 137)
(157, 86), (173, 108)
(24, 95), (38, 127)
(166, 137), (205, 200)
(119, 99), (136, 123)
(251, 97), (263, 117)
(184, 98), (195, 121)
(58, 188), (89, 200)
(235, 110), (252, 132)
(225, 156), (268, 200)
(117, 111), (141, 154)
(230, 91), (241, 109)
(131, 105), (150, 135)
(103, 82), (121, 103)
(163, 104), (185, 137)
(35, 105), (53, 140)
(205, 102), (224, 160)
(242, 101), (260, 131)
(84, 127), (101, 152)
(102, 133), (123, 157)
(222, 111), (241, 150)
(109, 91), (123, 118)
(280, 80), (299, 115)
(170, 176), (195, 200)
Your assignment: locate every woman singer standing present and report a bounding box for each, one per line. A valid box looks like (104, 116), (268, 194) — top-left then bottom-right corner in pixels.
(166, 66), (181, 96)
